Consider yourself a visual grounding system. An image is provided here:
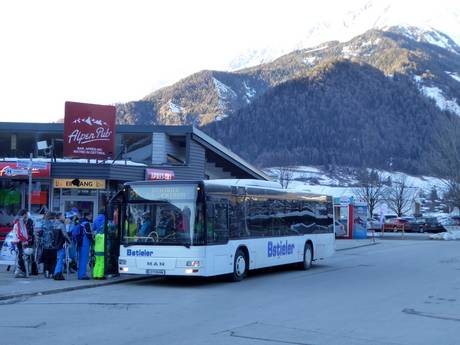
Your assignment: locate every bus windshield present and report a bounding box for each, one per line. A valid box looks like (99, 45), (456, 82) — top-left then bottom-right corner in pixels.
(123, 184), (199, 246)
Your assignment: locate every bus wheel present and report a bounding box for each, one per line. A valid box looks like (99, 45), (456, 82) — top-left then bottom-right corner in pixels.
(300, 242), (313, 270)
(230, 249), (247, 282)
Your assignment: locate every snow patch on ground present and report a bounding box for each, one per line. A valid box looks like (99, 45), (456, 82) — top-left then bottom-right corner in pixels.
(424, 31), (456, 52)
(361, 38), (381, 47)
(430, 230), (460, 240)
(265, 166), (446, 199)
(446, 71), (460, 83)
(341, 45), (359, 58)
(243, 81), (256, 103)
(215, 114), (229, 121)
(413, 75), (460, 116)
(303, 56), (317, 66)
(212, 77), (236, 111)
(213, 78), (237, 100)
(420, 86), (460, 116)
(398, 26), (460, 55)
(168, 100), (182, 114)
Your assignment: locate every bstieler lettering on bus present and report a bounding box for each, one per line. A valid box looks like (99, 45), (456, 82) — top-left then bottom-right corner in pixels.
(267, 241), (295, 257)
(126, 249), (154, 257)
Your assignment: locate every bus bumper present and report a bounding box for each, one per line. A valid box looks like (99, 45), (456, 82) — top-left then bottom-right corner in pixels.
(118, 257), (208, 277)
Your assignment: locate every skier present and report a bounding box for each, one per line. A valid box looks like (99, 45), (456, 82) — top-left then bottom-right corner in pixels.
(76, 212), (93, 280)
(12, 209), (29, 278)
(92, 210), (105, 279)
(53, 214), (71, 280)
(41, 212), (58, 278)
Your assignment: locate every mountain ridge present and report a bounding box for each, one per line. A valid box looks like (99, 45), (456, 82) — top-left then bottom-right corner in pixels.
(115, 26), (460, 177)
(116, 26), (460, 125)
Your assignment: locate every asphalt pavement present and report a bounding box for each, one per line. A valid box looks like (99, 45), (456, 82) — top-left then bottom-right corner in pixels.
(1, 239), (459, 345)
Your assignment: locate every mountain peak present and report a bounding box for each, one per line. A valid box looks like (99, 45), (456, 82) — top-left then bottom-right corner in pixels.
(227, 1), (460, 71)
(383, 25), (460, 55)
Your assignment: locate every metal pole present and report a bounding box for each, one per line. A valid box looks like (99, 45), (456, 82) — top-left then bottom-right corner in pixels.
(28, 152), (33, 213)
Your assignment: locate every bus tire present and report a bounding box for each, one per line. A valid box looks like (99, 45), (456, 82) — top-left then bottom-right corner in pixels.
(300, 242), (313, 270)
(230, 248), (248, 282)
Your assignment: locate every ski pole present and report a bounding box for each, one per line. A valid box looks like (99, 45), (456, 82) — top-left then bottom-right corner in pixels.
(65, 243), (70, 280)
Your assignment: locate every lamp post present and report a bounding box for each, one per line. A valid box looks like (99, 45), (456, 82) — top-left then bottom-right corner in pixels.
(27, 152), (33, 213)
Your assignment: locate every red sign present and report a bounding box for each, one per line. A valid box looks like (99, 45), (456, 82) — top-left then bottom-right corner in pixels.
(0, 162), (51, 178)
(31, 191), (48, 205)
(64, 101), (116, 159)
(145, 168), (175, 181)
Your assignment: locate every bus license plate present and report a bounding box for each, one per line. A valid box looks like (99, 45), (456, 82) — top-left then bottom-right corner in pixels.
(146, 269), (165, 275)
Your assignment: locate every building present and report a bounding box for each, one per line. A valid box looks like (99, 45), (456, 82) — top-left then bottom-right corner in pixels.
(0, 122), (268, 229)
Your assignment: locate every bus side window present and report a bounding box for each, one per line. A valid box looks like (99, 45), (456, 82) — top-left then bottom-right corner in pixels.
(229, 198), (246, 239)
(206, 200), (229, 244)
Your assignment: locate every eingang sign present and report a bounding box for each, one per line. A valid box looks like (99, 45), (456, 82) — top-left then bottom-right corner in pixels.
(64, 101), (116, 159)
(53, 178), (106, 189)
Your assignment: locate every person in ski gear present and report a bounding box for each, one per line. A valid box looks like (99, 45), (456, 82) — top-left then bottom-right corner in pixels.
(41, 212), (59, 278)
(139, 212), (152, 237)
(92, 210), (105, 279)
(67, 211), (79, 272)
(12, 209), (29, 278)
(25, 215), (38, 275)
(53, 214), (71, 280)
(76, 212), (93, 280)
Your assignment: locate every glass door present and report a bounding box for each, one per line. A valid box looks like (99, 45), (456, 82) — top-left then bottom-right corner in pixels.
(61, 196), (98, 219)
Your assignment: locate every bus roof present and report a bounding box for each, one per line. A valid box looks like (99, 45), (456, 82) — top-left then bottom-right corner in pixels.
(124, 179), (332, 199)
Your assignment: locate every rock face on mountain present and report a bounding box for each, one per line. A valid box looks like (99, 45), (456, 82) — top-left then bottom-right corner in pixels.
(115, 26), (460, 175)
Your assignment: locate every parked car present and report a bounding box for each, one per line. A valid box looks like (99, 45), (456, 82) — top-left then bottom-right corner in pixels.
(367, 217), (382, 231)
(383, 218), (413, 232)
(383, 214), (397, 223)
(417, 217), (445, 233)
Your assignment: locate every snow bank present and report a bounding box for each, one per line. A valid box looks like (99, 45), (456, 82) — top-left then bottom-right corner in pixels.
(429, 231), (460, 240)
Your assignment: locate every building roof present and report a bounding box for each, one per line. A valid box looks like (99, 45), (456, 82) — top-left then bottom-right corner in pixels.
(0, 122), (269, 180)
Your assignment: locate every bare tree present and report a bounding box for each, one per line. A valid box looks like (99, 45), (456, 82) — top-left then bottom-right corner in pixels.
(277, 166), (295, 189)
(385, 176), (415, 217)
(353, 169), (385, 218)
(433, 116), (460, 210)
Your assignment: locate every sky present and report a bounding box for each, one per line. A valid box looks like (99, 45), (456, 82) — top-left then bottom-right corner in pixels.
(0, 0), (456, 123)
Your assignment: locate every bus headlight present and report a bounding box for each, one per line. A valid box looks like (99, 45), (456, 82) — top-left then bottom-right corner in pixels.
(186, 260), (200, 267)
(120, 267), (129, 272)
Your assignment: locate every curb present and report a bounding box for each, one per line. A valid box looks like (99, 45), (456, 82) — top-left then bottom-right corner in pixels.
(336, 242), (379, 252)
(0, 275), (154, 302)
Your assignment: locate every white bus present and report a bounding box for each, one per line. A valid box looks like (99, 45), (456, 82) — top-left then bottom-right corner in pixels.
(113, 179), (335, 281)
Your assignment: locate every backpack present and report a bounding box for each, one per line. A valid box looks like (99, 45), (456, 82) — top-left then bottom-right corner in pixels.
(71, 222), (84, 248)
(42, 222), (57, 250)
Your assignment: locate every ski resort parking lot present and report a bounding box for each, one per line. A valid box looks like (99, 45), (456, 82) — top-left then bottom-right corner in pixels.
(2, 239), (460, 345)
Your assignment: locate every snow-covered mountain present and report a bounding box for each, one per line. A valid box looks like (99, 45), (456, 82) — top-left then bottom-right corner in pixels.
(228, 1), (460, 70)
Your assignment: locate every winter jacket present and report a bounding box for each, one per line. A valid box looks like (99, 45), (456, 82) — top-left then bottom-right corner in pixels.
(92, 214), (105, 234)
(12, 219), (28, 244)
